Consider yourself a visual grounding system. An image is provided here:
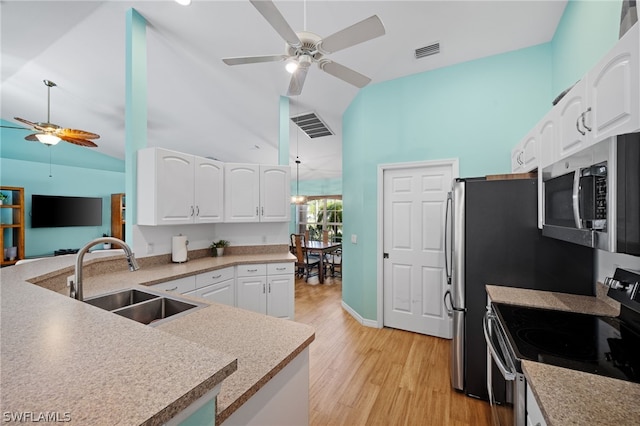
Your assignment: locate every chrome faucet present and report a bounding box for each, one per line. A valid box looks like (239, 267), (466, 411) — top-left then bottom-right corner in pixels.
(71, 237), (140, 301)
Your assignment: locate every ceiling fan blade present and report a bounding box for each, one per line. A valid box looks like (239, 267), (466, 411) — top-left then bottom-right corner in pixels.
(319, 15), (385, 54)
(250, 0), (301, 48)
(58, 128), (100, 140)
(223, 54), (288, 66)
(24, 134), (39, 141)
(287, 67), (309, 96)
(319, 60), (371, 88)
(59, 135), (98, 147)
(0, 124), (30, 130)
(13, 117), (37, 128)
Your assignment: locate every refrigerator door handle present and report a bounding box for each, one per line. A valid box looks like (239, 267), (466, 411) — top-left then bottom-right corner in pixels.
(444, 192), (452, 285)
(444, 290), (466, 315)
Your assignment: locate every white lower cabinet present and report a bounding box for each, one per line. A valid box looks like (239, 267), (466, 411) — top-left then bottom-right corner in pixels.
(194, 267), (235, 306)
(237, 263), (294, 319)
(150, 275), (196, 294)
(526, 384), (547, 426)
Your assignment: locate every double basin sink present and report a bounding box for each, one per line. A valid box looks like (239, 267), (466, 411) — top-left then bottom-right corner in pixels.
(84, 288), (205, 326)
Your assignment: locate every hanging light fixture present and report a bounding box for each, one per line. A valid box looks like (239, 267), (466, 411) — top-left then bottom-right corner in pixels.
(291, 100), (307, 205)
(291, 157), (307, 204)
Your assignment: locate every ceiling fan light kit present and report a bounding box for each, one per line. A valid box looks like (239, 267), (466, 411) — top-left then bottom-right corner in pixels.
(222, 0), (385, 96)
(0, 79), (100, 148)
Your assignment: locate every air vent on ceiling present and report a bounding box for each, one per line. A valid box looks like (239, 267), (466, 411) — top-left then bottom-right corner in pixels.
(290, 112), (334, 139)
(415, 42), (440, 59)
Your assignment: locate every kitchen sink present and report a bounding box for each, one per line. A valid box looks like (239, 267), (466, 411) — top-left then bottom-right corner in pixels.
(84, 289), (159, 311)
(84, 288), (205, 326)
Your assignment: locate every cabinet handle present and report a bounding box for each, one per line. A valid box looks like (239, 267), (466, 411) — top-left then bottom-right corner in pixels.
(276, 267), (286, 271)
(247, 268), (258, 272)
(517, 152), (523, 165)
(268, 283), (271, 293)
(576, 113), (586, 135)
(212, 274), (222, 279)
(261, 207), (264, 216)
(582, 107), (592, 132)
(256, 207), (259, 216)
(166, 286), (178, 292)
(190, 206), (195, 217)
(196, 206), (200, 216)
(263, 283), (266, 294)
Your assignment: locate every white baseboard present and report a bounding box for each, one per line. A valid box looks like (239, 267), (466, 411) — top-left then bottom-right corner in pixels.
(341, 300), (381, 328)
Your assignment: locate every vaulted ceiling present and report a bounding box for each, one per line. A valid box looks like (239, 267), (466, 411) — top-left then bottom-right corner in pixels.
(1, 1), (566, 181)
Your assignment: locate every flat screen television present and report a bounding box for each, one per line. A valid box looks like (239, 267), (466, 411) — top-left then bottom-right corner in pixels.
(31, 195), (103, 228)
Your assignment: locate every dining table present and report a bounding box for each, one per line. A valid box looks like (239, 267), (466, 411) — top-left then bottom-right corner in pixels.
(304, 240), (342, 284)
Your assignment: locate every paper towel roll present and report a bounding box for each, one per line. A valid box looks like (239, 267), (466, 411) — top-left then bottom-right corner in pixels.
(171, 235), (188, 263)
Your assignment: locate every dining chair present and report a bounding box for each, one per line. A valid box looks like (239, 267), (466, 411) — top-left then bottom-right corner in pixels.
(290, 233), (320, 282)
(329, 248), (342, 277)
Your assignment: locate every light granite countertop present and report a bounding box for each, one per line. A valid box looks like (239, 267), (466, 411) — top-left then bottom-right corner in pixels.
(486, 284), (640, 425)
(0, 249), (313, 425)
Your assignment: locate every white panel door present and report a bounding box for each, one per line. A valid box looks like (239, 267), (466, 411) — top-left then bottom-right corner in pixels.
(194, 157), (224, 223)
(383, 164), (453, 337)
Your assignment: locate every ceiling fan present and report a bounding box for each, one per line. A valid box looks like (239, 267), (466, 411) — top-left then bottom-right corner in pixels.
(0, 79), (100, 147)
(222, 0), (386, 96)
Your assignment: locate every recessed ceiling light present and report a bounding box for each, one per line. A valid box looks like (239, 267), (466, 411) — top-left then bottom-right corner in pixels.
(175, 0), (191, 6)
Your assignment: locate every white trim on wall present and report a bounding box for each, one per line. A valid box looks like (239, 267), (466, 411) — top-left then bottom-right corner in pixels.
(341, 300), (379, 328)
(375, 158), (460, 328)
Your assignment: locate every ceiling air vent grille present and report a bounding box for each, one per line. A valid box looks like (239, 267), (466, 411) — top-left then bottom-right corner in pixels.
(290, 112), (334, 139)
(415, 42), (440, 59)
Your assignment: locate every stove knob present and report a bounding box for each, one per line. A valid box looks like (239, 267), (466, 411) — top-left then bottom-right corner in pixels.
(604, 277), (626, 290)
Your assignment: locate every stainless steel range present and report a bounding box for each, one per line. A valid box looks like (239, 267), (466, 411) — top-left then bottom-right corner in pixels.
(484, 267), (640, 426)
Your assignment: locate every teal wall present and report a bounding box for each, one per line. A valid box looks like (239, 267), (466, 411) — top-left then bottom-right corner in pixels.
(1, 123), (125, 257)
(551, 0), (621, 95)
(341, 0), (623, 321)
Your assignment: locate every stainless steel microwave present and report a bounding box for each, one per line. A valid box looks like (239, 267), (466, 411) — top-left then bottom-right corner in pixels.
(542, 134), (640, 255)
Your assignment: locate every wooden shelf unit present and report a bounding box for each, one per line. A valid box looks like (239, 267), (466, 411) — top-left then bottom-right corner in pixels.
(111, 193), (125, 241)
(1, 186), (25, 267)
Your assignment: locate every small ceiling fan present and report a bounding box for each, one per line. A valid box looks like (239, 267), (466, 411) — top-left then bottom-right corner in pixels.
(222, 0), (386, 96)
(1, 79), (100, 147)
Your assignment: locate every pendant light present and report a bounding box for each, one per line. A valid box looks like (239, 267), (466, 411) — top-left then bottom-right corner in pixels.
(291, 100), (307, 205)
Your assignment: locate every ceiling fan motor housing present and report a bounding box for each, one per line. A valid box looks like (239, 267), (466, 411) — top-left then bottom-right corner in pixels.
(287, 31), (324, 63)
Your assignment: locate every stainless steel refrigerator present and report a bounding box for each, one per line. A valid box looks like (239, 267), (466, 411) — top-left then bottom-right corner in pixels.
(444, 176), (595, 401)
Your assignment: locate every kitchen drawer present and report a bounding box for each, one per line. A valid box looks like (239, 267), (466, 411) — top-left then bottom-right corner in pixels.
(195, 266), (234, 289)
(150, 276), (196, 294)
(267, 262), (294, 275)
(196, 279), (235, 306)
(237, 263), (267, 277)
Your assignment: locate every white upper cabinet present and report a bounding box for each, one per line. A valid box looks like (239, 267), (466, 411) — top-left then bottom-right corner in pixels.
(137, 147), (223, 225)
(587, 23), (640, 142)
(224, 164), (291, 223)
(511, 128), (539, 173)
(556, 23), (639, 161)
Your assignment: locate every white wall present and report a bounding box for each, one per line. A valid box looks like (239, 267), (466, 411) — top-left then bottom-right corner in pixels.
(596, 250), (640, 283)
(132, 222), (290, 257)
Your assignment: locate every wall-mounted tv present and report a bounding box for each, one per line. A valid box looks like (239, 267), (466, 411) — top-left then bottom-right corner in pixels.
(31, 195), (103, 228)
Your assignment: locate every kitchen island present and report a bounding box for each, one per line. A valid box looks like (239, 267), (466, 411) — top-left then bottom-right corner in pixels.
(0, 250), (314, 425)
(486, 285), (640, 426)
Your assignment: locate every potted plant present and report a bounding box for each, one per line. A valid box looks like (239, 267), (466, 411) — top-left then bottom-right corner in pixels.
(210, 239), (230, 257)
(0, 193), (7, 205)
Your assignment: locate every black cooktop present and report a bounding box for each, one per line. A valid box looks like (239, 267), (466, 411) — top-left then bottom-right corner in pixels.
(493, 303), (640, 384)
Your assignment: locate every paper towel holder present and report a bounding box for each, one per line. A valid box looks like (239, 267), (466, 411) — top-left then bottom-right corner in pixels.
(172, 234), (189, 263)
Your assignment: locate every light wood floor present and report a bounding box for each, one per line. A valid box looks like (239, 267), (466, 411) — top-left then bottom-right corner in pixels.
(294, 276), (492, 426)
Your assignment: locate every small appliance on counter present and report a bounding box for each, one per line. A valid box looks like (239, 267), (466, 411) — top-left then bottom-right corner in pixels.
(485, 267), (640, 426)
(171, 234), (188, 263)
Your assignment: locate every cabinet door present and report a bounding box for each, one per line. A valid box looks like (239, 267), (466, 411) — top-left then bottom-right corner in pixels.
(538, 110), (557, 169)
(197, 279), (235, 306)
(267, 274), (294, 319)
(556, 81), (588, 160)
(156, 149), (195, 224)
(194, 157), (224, 223)
(260, 165), (291, 222)
(587, 23), (640, 143)
(236, 276), (267, 314)
(511, 145), (524, 173)
(521, 133), (538, 172)
(224, 164), (260, 222)
(150, 276), (196, 294)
